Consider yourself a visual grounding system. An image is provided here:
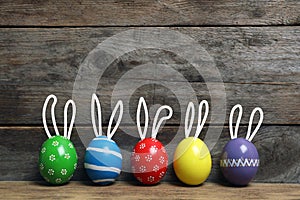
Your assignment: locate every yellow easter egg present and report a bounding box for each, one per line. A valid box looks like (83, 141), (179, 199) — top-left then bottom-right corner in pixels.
(173, 137), (212, 185)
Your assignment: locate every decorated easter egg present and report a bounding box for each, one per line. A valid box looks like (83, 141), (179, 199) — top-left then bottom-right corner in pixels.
(131, 138), (168, 185)
(84, 135), (122, 185)
(173, 137), (211, 185)
(39, 135), (77, 185)
(220, 138), (259, 186)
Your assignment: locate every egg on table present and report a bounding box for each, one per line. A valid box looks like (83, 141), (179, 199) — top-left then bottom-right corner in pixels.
(173, 101), (211, 185)
(131, 97), (173, 185)
(84, 94), (123, 185)
(220, 138), (259, 186)
(39, 94), (77, 185)
(220, 104), (263, 186)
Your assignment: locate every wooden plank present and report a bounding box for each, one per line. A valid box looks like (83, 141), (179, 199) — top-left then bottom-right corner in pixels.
(0, 126), (299, 183)
(0, 27), (299, 125)
(1, 182), (300, 200)
(1, 82), (298, 125)
(0, 1), (299, 26)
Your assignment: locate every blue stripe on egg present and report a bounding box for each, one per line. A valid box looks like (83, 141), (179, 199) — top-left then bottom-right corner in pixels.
(84, 136), (122, 185)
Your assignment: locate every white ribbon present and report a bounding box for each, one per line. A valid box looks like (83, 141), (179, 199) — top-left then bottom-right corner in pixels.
(63, 99), (76, 139)
(246, 107), (264, 142)
(91, 94), (102, 137)
(151, 105), (173, 139)
(136, 97), (149, 140)
(107, 100), (123, 140)
(229, 104), (243, 140)
(184, 102), (195, 138)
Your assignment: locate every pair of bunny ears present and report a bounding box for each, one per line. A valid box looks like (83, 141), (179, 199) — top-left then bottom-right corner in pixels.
(42, 94), (76, 139)
(137, 97), (173, 140)
(184, 100), (209, 139)
(229, 104), (264, 142)
(91, 94), (123, 140)
(42, 94), (123, 140)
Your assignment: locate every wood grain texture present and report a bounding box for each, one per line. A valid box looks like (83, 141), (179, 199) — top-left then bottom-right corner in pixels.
(0, 0), (299, 186)
(0, 0), (299, 26)
(1, 182), (300, 200)
(0, 126), (299, 183)
(0, 27), (299, 125)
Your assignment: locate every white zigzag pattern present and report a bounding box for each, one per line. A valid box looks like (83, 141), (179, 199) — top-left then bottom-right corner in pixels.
(220, 158), (259, 167)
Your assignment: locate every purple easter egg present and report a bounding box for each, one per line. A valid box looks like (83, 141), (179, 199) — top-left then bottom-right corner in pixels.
(220, 138), (259, 186)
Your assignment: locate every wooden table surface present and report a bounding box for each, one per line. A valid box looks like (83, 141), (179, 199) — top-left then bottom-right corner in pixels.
(0, 181), (299, 200)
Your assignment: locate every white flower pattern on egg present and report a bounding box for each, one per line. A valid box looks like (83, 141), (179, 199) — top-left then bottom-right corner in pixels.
(52, 141), (59, 146)
(134, 155), (140, 162)
(49, 154), (56, 162)
(39, 163), (44, 170)
(139, 143), (146, 149)
(159, 171), (165, 179)
(159, 156), (165, 164)
(61, 169), (67, 175)
(48, 169), (54, 176)
(153, 165), (159, 172)
(147, 176), (155, 182)
(145, 155), (152, 162)
(64, 153), (70, 159)
(55, 178), (62, 183)
(150, 145), (158, 154)
(41, 147), (46, 154)
(139, 165), (146, 173)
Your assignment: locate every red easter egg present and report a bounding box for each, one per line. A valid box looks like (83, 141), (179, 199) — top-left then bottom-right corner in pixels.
(131, 138), (168, 185)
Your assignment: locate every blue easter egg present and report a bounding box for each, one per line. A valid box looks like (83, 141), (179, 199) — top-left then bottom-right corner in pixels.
(84, 135), (122, 185)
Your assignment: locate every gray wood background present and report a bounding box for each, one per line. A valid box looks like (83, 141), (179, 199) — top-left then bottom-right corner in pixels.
(0, 1), (299, 183)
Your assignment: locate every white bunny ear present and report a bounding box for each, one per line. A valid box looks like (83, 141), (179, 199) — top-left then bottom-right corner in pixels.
(107, 100), (123, 140)
(194, 100), (209, 139)
(229, 104), (243, 140)
(151, 105), (173, 139)
(63, 99), (76, 140)
(42, 94), (59, 138)
(246, 107), (264, 142)
(91, 94), (102, 137)
(136, 97), (149, 140)
(184, 102), (195, 138)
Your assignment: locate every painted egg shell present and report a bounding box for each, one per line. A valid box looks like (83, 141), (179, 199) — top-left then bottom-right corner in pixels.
(220, 138), (259, 186)
(84, 135), (122, 185)
(173, 137), (212, 185)
(131, 138), (168, 185)
(39, 135), (78, 185)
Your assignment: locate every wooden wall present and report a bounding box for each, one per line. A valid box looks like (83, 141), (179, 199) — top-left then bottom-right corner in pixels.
(0, 1), (299, 183)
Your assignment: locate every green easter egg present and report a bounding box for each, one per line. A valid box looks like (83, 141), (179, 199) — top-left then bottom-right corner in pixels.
(39, 135), (77, 185)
